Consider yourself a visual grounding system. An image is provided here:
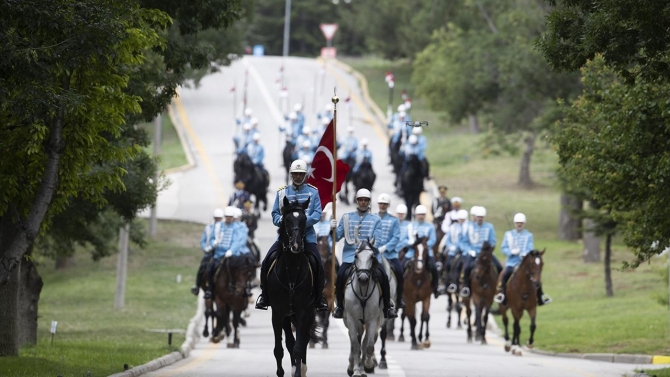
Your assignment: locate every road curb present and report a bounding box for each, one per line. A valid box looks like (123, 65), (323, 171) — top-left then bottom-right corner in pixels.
(107, 295), (205, 377)
(163, 102), (197, 175)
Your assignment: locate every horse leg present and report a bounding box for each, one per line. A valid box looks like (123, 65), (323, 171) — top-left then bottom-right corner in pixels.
(282, 318), (296, 371)
(513, 317), (521, 347)
(203, 301), (211, 338)
(322, 312), (329, 349)
(232, 309), (241, 348)
(474, 300), (482, 342)
(387, 316), (396, 341)
(379, 323), (388, 369)
(423, 299), (431, 348)
(398, 310), (406, 342)
(346, 318), (363, 377)
(465, 299), (473, 343)
(272, 312), (285, 377)
(527, 307), (537, 348)
(293, 311), (313, 377)
(501, 305), (511, 352)
(481, 305), (490, 345)
(418, 316), (424, 343)
(363, 318), (379, 374)
(446, 294), (452, 328)
(408, 315), (419, 350)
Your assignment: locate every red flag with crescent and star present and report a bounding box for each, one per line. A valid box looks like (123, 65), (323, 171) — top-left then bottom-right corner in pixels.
(306, 120), (350, 210)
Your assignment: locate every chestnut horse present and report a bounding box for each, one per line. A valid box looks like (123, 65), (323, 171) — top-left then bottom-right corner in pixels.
(310, 235), (336, 349)
(211, 254), (255, 347)
(499, 249), (545, 356)
(465, 241), (497, 344)
(398, 237), (432, 350)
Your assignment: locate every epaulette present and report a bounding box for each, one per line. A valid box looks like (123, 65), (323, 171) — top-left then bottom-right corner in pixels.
(277, 185), (287, 191)
(306, 183), (317, 190)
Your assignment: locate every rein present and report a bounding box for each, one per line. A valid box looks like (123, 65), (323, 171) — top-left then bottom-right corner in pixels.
(273, 211), (310, 314)
(350, 264), (381, 325)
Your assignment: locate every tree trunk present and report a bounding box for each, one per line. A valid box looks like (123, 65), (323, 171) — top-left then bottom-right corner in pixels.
(0, 262), (20, 356)
(468, 113), (480, 134)
(559, 194), (582, 241)
(604, 234), (613, 297)
(18, 255), (42, 348)
(583, 219), (601, 262)
(517, 131), (536, 188)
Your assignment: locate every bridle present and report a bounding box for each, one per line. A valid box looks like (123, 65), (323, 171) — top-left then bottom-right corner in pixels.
(351, 243), (381, 324)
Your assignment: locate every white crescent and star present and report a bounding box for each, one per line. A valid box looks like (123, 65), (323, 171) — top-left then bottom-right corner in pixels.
(308, 146), (335, 182)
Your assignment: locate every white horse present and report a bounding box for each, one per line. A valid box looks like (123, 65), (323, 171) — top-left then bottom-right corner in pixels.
(378, 253), (397, 370)
(344, 239), (385, 377)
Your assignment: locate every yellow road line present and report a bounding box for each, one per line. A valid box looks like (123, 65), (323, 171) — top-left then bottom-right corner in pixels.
(173, 94), (227, 205)
(155, 342), (220, 377)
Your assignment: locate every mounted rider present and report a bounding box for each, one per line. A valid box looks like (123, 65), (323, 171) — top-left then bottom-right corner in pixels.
(352, 138), (372, 173)
(432, 185), (452, 229)
(314, 203), (333, 253)
(294, 103), (305, 131)
(339, 127), (358, 163)
(459, 206), (503, 298)
(207, 206), (246, 298)
(331, 188), (398, 319)
(247, 132), (268, 177)
(440, 196), (463, 234)
(191, 208), (223, 296)
(229, 181), (252, 210)
(444, 209), (470, 292)
(410, 127), (430, 178)
(494, 213), (552, 305)
(402, 205), (441, 298)
(280, 111), (300, 145)
(394, 204), (410, 255)
(318, 103), (334, 124)
(234, 123), (254, 155)
(311, 120), (327, 150)
(297, 140), (314, 166)
(375, 193), (406, 309)
(255, 159), (329, 312)
(296, 126), (311, 150)
(237, 107), (253, 128)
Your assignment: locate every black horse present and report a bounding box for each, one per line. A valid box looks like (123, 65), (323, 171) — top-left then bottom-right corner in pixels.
(338, 155), (356, 205)
(234, 153), (269, 211)
(389, 137), (404, 186)
(268, 197), (318, 377)
(400, 154), (425, 219)
(352, 160), (376, 194)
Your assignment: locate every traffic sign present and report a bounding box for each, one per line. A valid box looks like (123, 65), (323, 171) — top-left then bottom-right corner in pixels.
(319, 24), (339, 41)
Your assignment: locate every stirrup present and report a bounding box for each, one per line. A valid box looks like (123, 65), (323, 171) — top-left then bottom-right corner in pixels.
(541, 294), (552, 305)
(447, 283), (457, 293)
(494, 293), (505, 304)
(190, 286), (199, 296)
(333, 306), (344, 319)
(204, 291), (212, 300)
(254, 294), (269, 310)
(459, 287), (470, 298)
(316, 296), (329, 312)
(385, 307), (398, 319)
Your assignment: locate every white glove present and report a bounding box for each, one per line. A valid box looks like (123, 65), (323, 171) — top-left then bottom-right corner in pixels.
(279, 215), (283, 223)
(468, 250), (476, 257)
(224, 250), (233, 258)
(511, 248), (520, 255)
(449, 245), (456, 252)
(378, 245), (387, 253)
(205, 246), (213, 253)
(330, 219), (337, 229)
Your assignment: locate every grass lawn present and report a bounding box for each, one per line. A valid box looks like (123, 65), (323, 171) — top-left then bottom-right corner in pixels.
(0, 220), (203, 377)
(341, 56), (670, 356)
(138, 112), (188, 172)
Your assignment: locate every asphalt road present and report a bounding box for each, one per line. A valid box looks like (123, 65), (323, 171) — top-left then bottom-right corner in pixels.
(141, 56), (660, 377)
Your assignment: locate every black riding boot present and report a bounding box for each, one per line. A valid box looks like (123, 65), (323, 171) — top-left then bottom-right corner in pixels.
(393, 264), (406, 309)
(459, 261), (473, 297)
(310, 251), (329, 312)
(255, 247), (278, 310)
(494, 267), (513, 304)
(206, 260), (218, 300)
(333, 269), (346, 319)
(192, 256), (208, 295)
(537, 284), (552, 306)
(430, 262), (440, 298)
(376, 265), (398, 319)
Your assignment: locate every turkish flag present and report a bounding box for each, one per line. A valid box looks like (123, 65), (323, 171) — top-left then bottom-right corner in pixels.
(306, 119), (350, 209)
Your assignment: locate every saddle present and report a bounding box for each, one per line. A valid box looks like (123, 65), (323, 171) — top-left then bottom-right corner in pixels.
(267, 249), (314, 287)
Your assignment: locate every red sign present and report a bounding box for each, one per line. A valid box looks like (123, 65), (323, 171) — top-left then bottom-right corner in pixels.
(319, 24), (339, 41)
(320, 47), (337, 58)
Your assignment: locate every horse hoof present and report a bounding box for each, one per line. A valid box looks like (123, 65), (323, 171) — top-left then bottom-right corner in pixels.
(526, 341), (534, 349)
(322, 343), (328, 349)
(481, 339), (488, 345)
(423, 340), (431, 348)
(446, 321), (451, 329)
(226, 343), (234, 348)
(203, 330), (209, 337)
(467, 337), (473, 344)
(233, 342), (240, 349)
(347, 368), (354, 377)
(398, 335), (405, 342)
(504, 343), (512, 352)
(411, 344), (419, 350)
(388, 335), (395, 341)
(364, 366), (374, 373)
(379, 360), (388, 369)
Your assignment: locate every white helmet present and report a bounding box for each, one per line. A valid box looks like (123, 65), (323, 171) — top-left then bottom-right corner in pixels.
(396, 204), (408, 214)
(412, 127), (422, 135)
(355, 188), (371, 200)
(243, 123), (251, 131)
(347, 126), (354, 134)
(294, 103), (303, 112)
(415, 205), (427, 215)
(397, 104), (406, 112)
(451, 197), (463, 204)
(234, 207), (242, 219)
(408, 134), (418, 144)
(252, 132), (261, 141)
(470, 206), (480, 216)
(288, 111), (298, 120)
(325, 103), (333, 111)
(289, 159), (308, 173)
(251, 117), (259, 126)
(213, 208), (224, 218)
(244, 108), (252, 116)
(302, 126), (311, 135)
(377, 193), (391, 204)
(473, 206), (487, 217)
(302, 140), (311, 148)
(322, 117), (330, 125)
(457, 209), (469, 220)
(399, 111), (407, 118)
(303, 155), (313, 164)
(361, 138), (369, 146)
(224, 206), (236, 217)
(514, 213), (526, 223)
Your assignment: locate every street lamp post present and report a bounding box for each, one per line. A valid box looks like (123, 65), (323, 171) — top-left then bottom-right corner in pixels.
(282, 0), (292, 57)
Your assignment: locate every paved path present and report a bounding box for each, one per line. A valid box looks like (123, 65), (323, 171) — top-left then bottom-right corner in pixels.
(142, 56), (662, 377)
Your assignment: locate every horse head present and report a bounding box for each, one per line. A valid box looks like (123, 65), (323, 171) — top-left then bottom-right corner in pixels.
(280, 197), (310, 254)
(523, 248), (545, 290)
(477, 241), (494, 265)
(412, 237), (428, 273)
(354, 238), (378, 286)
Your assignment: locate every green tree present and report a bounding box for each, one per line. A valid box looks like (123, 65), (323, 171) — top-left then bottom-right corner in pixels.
(552, 56), (670, 265)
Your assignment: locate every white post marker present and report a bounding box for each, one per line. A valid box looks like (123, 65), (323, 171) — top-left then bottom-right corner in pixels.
(50, 321), (58, 345)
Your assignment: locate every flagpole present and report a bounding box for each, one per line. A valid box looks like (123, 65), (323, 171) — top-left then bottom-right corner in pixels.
(233, 80), (238, 136)
(330, 88), (339, 305)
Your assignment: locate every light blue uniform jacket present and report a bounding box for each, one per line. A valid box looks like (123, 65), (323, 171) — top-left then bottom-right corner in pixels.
(377, 212), (400, 260)
(403, 221), (436, 259)
(501, 229), (534, 268)
(335, 211), (382, 263)
(462, 221), (497, 256)
(271, 184), (322, 244)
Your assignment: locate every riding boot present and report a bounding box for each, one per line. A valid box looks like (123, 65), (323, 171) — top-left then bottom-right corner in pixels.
(394, 266), (406, 309)
(206, 260), (217, 300)
(431, 263), (440, 298)
(536, 284), (552, 306)
(459, 263), (472, 298)
(255, 248), (276, 310)
(311, 253), (329, 312)
(333, 271), (346, 319)
(376, 265), (397, 319)
(494, 267), (512, 304)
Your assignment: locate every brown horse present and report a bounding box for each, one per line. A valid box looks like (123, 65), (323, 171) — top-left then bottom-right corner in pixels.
(310, 235), (335, 349)
(398, 237), (432, 350)
(465, 241), (497, 344)
(211, 254), (256, 347)
(499, 249), (545, 356)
